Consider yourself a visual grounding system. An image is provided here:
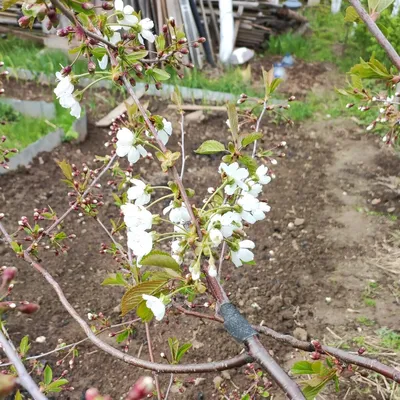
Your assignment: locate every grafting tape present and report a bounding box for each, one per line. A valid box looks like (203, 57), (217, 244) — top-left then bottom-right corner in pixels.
(220, 303), (258, 343)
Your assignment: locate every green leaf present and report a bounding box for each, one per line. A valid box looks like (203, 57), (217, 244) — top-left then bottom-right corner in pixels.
(344, 6), (361, 22)
(351, 74), (363, 90)
(139, 250), (181, 272)
(239, 155), (257, 175)
(302, 378), (329, 400)
(2, 0), (18, 11)
(116, 329), (130, 344)
(152, 67), (170, 81)
(176, 343), (192, 363)
(155, 35), (166, 52)
(194, 140), (226, 155)
(46, 379), (68, 393)
(168, 337), (179, 362)
(77, 12), (91, 28)
(43, 365), (53, 386)
(136, 300), (153, 321)
(11, 241), (22, 254)
(171, 86), (183, 108)
(227, 103), (239, 143)
(269, 78), (283, 94)
(125, 50), (149, 62)
(368, 0), (394, 13)
(102, 272), (128, 287)
(291, 360), (315, 375)
(121, 280), (167, 316)
(19, 336), (30, 357)
(15, 390), (22, 400)
(57, 160), (73, 181)
(241, 132), (263, 147)
(91, 47), (107, 59)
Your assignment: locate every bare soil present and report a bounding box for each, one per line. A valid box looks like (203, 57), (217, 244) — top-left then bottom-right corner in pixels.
(0, 61), (399, 400)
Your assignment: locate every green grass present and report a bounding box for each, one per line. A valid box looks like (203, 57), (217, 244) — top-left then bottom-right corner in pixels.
(266, 6), (363, 72)
(168, 66), (261, 97)
(357, 316), (376, 327)
(377, 328), (400, 350)
(0, 35), (86, 76)
(0, 102), (79, 152)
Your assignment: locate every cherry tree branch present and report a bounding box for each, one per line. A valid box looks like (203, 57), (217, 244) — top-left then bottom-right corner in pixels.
(145, 323), (162, 400)
(27, 154), (117, 253)
(0, 221), (251, 373)
(349, 0), (400, 70)
(0, 330), (47, 400)
(173, 303), (400, 383)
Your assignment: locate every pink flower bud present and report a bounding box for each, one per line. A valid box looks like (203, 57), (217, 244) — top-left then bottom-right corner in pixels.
(126, 377), (154, 400)
(155, 82), (162, 90)
(2, 267), (17, 284)
(85, 388), (100, 400)
(358, 346), (366, 355)
(88, 60), (96, 74)
(18, 16), (31, 28)
(178, 38), (187, 44)
(0, 374), (15, 396)
(102, 1), (113, 10)
(162, 24), (168, 33)
(0, 213), (4, 220)
(180, 48), (189, 55)
(61, 65), (72, 76)
(82, 2), (94, 9)
(197, 37), (206, 43)
(169, 17), (175, 27)
(18, 303), (40, 314)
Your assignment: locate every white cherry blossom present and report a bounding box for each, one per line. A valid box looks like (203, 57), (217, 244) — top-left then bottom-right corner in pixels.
(208, 211), (242, 238)
(116, 128), (148, 164)
(238, 193), (270, 224)
(246, 179), (263, 197)
(219, 162), (249, 195)
(121, 203), (153, 231)
(163, 202), (191, 224)
(138, 18), (155, 44)
(171, 239), (185, 265)
(54, 72), (81, 118)
(127, 178), (151, 206)
(255, 165), (271, 185)
(127, 229), (153, 260)
(157, 118), (172, 144)
(114, 0), (138, 26)
(209, 228), (223, 247)
(142, 294), (165, 321)
(231, 240), (255, 267)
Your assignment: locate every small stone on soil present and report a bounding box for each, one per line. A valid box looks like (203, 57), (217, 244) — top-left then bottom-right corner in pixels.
(35, 336), (46, 343)
(293, 327), (308, 342)
(371, 198), (381, 205)
(294, 218), (305, 226)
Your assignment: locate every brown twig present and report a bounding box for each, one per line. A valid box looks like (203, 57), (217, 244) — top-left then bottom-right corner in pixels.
(0, 330), (47, 400)
(349, 0), (400, 70)
(173, 303), (400, 383)
(145, 323), (162, 400)
(27, 154), (117, 253)
(246, 336), (305, 399)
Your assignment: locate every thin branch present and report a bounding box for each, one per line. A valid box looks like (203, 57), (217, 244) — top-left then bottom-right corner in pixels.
(145, 323), (162, 400)
(252, 101), (268, 158)
(27, 154), (117, 253)
(164, 374), (174, 400)
(349, 0), (400, 70)
(246, 336), (305, 399)
(0, 330), (47, 400)
(0, 319), (140, 367)
(179, 111), (186, 181)
(173, 303), (400, 384)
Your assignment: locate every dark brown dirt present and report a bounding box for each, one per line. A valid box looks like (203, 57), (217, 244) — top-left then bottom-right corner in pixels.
(0, 68), (399, 400)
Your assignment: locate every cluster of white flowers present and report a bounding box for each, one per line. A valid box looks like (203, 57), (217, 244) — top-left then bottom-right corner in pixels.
(112, 0), (155, 44)
(206, 162), (272, 270)
(115, 127), (148, 164)
(54, 71), (81, 118)
(121, 203), (153, 263)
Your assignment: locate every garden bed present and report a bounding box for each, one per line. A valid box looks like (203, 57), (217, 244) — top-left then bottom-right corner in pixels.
(0, 71), (399, 399)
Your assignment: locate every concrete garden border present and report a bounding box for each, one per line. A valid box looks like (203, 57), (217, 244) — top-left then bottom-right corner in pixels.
(0, 97), (87, 174)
